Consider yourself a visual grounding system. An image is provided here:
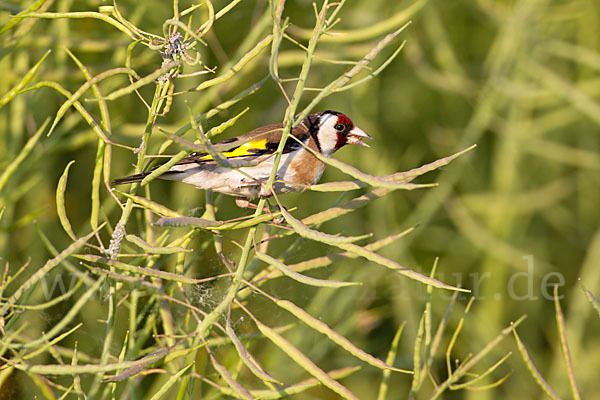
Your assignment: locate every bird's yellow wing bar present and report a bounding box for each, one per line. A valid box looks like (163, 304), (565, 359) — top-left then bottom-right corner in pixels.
(197, 138), (269, 161)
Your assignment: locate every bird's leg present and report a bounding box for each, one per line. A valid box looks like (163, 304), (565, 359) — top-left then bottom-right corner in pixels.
(262, 197), (282, 224)
(235, 197), (271, 213)
(258, 182), (286, 225)
(258, 186), (273, 199)
(257, 176), (278, 199)
(234, 198), (283, 225)
(235, 197), (257, 209)
(234, 177), (285, 224)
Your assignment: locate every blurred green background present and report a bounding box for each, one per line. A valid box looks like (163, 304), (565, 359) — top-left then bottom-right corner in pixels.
(1, 0), (599, 398)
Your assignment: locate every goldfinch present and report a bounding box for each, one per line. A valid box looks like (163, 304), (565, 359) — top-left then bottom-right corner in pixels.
(112, 110), (371, 202)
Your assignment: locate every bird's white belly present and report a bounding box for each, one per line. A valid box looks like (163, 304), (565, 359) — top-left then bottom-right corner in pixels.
(165, 151), (305, 198)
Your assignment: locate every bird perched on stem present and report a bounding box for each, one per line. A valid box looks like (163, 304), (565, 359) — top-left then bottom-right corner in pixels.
(112, 110), (371, 208)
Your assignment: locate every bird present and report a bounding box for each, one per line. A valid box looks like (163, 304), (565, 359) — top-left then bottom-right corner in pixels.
(112, 110), (371, 207)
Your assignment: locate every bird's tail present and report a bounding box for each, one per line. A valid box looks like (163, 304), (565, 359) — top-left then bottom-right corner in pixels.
(112, 172), (151, 185)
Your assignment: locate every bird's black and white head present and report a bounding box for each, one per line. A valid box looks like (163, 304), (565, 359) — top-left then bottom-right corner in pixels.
(304, 110), (371, 156)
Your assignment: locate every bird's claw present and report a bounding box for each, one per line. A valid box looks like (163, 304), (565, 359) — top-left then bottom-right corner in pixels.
(258, 176), (278, 198)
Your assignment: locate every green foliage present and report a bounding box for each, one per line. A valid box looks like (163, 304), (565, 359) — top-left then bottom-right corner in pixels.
(1, 0), (599, 399)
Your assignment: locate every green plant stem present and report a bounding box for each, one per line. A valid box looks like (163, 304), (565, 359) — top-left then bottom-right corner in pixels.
(257, 0), (331, 214)
(114, 80), (169, 240)
(175, 227), (257, 399)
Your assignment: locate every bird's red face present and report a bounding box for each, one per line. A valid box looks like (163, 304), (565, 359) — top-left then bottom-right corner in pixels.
(314, 111), (371, 156)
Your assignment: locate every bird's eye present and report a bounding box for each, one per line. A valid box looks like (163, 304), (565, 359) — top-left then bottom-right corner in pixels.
(334, 123), (345, 131)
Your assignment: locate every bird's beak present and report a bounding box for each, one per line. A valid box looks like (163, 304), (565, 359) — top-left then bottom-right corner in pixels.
(346, 126), (372, 147)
